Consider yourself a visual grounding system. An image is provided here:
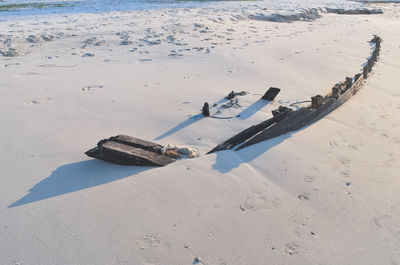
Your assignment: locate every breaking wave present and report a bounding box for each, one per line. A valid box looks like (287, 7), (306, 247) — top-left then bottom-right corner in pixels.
(248, 7), (383, 23)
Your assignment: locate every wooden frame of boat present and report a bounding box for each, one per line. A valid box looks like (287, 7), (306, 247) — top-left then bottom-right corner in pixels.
(208, 35), (381, 153)
(86, 36), (381, 166)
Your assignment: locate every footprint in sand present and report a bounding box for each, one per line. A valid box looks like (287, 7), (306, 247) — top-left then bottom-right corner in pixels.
(3, 62), (20, 68)
(139, 58), (152, 62)
(168, 53), (183, 57)
(283, 243), (299, 256)
(348, 143), (362, 151)
(136, 235), (161, 250)
(81, 85), (104, 91)
(183, 75), (200, 80)
(39, 64), (76, 68)
(339, 170), (350, 178)
(384, 152), (396, 167)
(271, 197), (283, 209)
(239, 201), (257, 212)
(120, 40), (132, 46)
(194, 204), (221, 217)
(20, 72), (40, 76)
(338, 156), (351, 166)
(194, 206), (205, 217)
(239, 192), (267, 213)
(303, 174), (315, 183)
(391, 136), (400, 145)
(25, 97), (52, 105)
(371, 215), (400, 239)
(297, 188), (319, 201)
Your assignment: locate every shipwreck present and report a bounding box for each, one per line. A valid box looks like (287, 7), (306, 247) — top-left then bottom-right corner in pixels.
(86, 36), (381, 166)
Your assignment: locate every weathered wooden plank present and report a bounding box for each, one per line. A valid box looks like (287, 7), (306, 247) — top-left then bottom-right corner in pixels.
(236, 98), (336, 150)
(86, 141), (175, 167)
(207, 107), (291, 154)
(261, 87), (281, 101)
(105, 134), (163, 154)
(102, 141), (175, 166)
(207, 117), (277, 154)
(85, 135), (177, 166)
(345, 77), (353, 90)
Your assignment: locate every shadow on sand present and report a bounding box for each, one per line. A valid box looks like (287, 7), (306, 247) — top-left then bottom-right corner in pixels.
(9, 160), (151, 208)
(155, 98), (271, 140)
(238, 99), (271, 120)
(211, 133), (291, 173)
(212, 107), (338, 173)
(154, 113), (204, 140)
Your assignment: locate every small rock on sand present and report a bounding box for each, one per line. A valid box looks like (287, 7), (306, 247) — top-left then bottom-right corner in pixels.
(193, 256), (203, 264)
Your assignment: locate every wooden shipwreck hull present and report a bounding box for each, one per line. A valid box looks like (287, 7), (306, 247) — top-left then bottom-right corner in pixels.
(209, 35), (381, 153)
(86, 36), (381, 164)
(236, 73), (365, 150)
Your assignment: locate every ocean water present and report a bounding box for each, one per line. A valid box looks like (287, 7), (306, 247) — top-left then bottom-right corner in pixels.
(0, 0), (372, 17)
(0, 0), (247, 16)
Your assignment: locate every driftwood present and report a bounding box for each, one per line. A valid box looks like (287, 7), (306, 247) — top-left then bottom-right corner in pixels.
(86, 134), (176, 166)
(209, 35), (381, 153)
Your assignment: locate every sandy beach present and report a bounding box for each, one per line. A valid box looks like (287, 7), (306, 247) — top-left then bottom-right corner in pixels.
(1, 0), (400, 264)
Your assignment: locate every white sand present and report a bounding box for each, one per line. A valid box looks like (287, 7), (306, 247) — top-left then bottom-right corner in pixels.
(1, 1), (400, 264)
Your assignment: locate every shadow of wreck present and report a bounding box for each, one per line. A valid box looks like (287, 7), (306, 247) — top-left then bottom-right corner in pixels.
(211, 133), (291, 173)
(238, 99), (271, 120)
(154, 114), (204, 140)
(9, 160), (151, 208)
